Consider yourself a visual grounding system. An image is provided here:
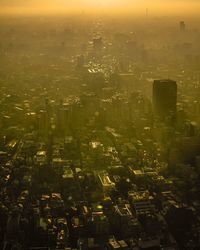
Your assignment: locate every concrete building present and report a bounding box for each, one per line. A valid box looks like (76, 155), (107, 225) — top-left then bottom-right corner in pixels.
(153, 79), (177, 119)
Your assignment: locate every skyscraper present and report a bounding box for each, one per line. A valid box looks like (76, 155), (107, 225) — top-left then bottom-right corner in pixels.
(153, 79), (177, 119)
(180, 21), (186, 31)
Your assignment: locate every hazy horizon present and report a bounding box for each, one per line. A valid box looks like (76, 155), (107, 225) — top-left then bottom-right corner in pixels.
(0, 0), (200, 17)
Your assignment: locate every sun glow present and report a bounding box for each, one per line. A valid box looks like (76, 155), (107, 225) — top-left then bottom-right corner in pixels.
(0, 0), (199, 16)
(84, 0), (122, 7)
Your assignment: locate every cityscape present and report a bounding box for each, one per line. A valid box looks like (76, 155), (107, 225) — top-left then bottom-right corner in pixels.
(0, 1), (200, 250)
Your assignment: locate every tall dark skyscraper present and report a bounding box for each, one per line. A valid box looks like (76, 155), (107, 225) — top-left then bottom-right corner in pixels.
(180, 21), (186, 31)
(153, 79), (177, 118)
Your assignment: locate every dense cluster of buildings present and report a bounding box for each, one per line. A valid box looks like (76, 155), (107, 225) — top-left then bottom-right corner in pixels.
(0, 16), (200, 250)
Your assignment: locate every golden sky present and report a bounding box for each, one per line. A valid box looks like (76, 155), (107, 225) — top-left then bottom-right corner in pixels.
(0, 0), (200, 16)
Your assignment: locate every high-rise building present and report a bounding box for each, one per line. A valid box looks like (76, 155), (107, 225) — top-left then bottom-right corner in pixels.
(56, 103), (71, 135)
(38, 110), (49, 137)
(180, 21), (186, 31)
(153, 79), (177, 118)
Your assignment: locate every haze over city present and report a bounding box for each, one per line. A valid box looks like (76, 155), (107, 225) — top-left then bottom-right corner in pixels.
(1, 0), (200, 250)
(0, 0), (200, 16)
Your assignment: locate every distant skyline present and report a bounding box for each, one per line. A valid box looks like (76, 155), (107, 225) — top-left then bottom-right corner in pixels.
(0, 0), (200, 16)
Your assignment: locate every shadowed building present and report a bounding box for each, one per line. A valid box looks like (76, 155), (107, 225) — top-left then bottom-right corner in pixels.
(180, 21), (186, 31)
(153, 79), (177, 119)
